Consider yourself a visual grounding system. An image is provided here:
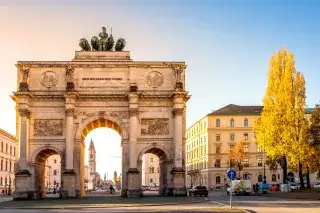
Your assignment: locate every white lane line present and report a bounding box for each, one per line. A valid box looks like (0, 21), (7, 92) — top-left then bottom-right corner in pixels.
(210, 200), (229, 207)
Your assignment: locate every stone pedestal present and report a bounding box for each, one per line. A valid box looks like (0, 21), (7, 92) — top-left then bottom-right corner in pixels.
(13, 170), (35, 200)
(19, 82), (29, 92)
(171, 167), (187, 196)
(60, 170), (76, 198)
(127, 168), (141, 197)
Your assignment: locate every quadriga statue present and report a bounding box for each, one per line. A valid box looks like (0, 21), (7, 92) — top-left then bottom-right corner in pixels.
(79, 27), (126, 51)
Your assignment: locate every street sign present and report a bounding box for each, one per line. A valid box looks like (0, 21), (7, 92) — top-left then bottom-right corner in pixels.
(227, 169), (236, 180)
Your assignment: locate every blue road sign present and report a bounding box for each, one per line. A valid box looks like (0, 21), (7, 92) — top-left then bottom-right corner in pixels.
(227, 169), (236, 180)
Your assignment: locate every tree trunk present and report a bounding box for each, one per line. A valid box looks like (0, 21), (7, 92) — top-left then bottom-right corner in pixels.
(306, 167), (311, 189)
(280, 156), (287, 183)
(298, 162), (305, 190)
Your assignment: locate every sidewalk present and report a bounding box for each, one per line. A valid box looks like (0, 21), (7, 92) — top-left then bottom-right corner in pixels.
(0, 196), (12, 203)
(268, 191), (320, 200)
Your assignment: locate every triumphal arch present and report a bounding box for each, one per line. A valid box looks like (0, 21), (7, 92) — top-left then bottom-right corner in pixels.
(12, 28), (190, 200)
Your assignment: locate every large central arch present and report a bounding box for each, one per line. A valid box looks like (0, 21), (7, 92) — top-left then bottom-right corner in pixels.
(12, 50), (190, 200)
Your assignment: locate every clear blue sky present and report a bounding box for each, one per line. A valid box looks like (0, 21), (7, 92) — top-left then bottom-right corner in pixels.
(1, 0), (319, 176)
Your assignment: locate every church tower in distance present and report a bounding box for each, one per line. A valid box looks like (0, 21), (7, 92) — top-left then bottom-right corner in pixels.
(88, 139), (96, 187)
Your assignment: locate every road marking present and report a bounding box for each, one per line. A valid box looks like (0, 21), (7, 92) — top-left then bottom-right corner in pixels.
(210, 200), (229, 207)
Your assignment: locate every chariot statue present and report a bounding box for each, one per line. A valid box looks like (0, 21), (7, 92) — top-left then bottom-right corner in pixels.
(79, 27), (126, 52)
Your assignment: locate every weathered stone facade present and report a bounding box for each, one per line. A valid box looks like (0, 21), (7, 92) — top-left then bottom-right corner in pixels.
(12, 51), (190, 199)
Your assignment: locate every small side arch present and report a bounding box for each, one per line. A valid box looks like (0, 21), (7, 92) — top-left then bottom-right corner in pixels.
(29, 145), (63, 164)
(137, 144), (172, 163)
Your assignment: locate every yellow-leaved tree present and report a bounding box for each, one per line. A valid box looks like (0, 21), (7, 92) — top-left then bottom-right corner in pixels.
(229, 141), (247, 177)
(255, 48), (308, 184)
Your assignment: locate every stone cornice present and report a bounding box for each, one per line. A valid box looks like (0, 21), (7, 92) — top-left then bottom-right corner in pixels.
(16, 61), (186, 69)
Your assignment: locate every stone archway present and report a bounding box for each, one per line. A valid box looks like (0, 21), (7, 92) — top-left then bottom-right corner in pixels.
(13, 50), (190, 200)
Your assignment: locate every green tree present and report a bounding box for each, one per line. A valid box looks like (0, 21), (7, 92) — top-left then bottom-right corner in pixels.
(255, 48), (308, 184)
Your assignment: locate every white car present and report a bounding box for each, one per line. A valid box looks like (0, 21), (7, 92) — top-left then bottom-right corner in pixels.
(227, 180), (252, 195)
(290, 183), (300, 190)
(313, 183), (320, 188)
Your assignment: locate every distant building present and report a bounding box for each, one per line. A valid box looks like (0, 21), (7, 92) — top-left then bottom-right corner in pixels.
(44, 155), (61, 190)
(142, 153), (160, 187)
(0, 128), (17, 192)
(88, 139), (97, 187)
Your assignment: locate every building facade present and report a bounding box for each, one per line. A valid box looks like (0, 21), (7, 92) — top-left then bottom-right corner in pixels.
(0, 128), (17, 192)
(44, 155), (61, 190)
(186, 104), (319, 189)
(142, 153), (160, 187)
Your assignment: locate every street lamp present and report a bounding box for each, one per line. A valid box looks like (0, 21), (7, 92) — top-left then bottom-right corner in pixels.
(263, 133), (266, 184)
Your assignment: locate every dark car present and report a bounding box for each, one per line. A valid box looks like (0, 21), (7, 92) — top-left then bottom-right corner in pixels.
(189, 185), (208, 197)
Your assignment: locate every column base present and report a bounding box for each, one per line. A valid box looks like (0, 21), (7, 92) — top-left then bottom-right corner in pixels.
(126, 168), (141, 197)
(171, 167), (187, 196)
(13, 170), (36, 200)
(60, 169), (77, 199)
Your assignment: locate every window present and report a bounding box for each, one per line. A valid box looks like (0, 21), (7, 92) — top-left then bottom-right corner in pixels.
(244, 118), (248, 127)
(53, 170), (57, 175)
(90, 154), (93, 158)
(54, 181), (56, 185)
(258, 158), (262, 167)
(149, 167), (154, 173)
(216, 119), (220, 127)
(150, 157), (153, 162)
(216, 176), (221, 184)
(214, 159), (221, 168)
(5, 144), (8, 153)
(272, 174), (276, 182)
(278, 174), (280, 180)
(216, 134), (220, 141)
(10, 146), (12, 155)
(204, 135), (206, 143)
(244, 133), (248, 140)
(243, 145), (248, 152)
(54, 159), (57, 164)
(216, 145), (221, 154)
(0, 142), (2, 152)
(5, 161), (7, 171)
(258, 175), (263, 183)
(0, 159), (2, 170)
(150, 178), (153, 183)
(243, 174), (249, 180)
(9, 162), (11, 171)
(230, 133), (235, 140)
(257, 145), (262, 152)
(244, 158), (249, 167)
(230, 118), (234, 127)
(254, 132), (257, 139)
(157, 167), (159, 173)
(14, 147), (16, 156)
(0, 177), (2, 185)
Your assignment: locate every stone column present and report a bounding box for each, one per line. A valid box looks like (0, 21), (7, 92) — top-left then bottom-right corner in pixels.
(171, 108), (187, 196)
(127, 107), (141, 197)
(65, 109), (74, 171)
(61, 94), (77, 198)
(14, 109), (33, 200)
(18, 109), (30, 171)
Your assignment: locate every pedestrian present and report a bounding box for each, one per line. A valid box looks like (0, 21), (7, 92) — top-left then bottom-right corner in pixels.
(1, 189), (3, 195)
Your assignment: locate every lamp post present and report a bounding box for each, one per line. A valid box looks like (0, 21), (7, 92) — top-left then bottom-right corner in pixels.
(263, 133), (266, 184)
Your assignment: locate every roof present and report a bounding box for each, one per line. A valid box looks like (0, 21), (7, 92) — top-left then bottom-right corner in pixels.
(89, 139), (95, 150)
(208, 104), (263, 116)
(207, 104), (314, 116)
(0, 128), (17, 142)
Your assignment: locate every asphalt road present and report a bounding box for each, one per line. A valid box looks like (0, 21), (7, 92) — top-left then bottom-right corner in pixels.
(207, 190), (320, 213)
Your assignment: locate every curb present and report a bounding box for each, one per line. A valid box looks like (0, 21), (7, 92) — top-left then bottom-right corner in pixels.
(0, 198), (208, 210)
(209, 200), (250, 213)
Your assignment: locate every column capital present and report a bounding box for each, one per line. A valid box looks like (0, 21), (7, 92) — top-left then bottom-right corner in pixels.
(66, 109), (74, 117)
(129, 108), (139, 117)
(172, 108), (184, 117)
(18, 109), (30, 118)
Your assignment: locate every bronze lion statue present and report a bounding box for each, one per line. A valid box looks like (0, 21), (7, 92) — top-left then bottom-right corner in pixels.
(79, 38), (91, 51)
(115, 38), (126, 51)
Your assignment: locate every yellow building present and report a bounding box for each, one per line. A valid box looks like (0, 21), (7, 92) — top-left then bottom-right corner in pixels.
(186, 104), (318, 189)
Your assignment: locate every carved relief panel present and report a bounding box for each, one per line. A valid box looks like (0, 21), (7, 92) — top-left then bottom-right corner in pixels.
(141, 118), (169, 136)
(34, 119), (63, 136)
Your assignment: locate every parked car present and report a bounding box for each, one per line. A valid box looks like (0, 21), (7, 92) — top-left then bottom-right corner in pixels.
(188, 185), (208, 197)
(313, 183), (320, 188)
(290, 183), (300, 190)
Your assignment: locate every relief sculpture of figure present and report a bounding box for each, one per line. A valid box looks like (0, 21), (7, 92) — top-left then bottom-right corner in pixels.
(22, 68), (30, 83)
(66, 64), (75, 91)
(172, 65), (184, 83)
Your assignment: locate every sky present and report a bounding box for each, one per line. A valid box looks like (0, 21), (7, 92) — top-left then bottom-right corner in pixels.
(1, 0), (320, 176)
